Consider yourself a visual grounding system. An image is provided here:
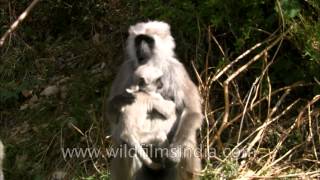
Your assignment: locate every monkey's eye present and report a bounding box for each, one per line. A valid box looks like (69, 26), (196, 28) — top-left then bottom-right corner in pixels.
(138, 78), (146, 87)
(137, 56), (146, 64)
(156, 78), (163, 89)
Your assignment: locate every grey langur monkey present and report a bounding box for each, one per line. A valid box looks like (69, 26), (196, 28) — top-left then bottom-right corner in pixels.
(113, 66), (176, 171)
(106, 21), (203, 180)
(0, 140), (4, 180)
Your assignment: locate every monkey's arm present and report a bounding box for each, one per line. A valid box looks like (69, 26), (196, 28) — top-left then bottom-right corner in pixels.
(172, 81), (202, 145)
(104, 61), (135, 124)
(166, 66), (203, 165)
(151, 97), (176, 119)
(172, 64), (203, 145)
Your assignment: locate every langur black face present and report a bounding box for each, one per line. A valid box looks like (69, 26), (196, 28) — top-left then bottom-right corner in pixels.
(133, 34), (162, 92)
(134, 34), (155, 65)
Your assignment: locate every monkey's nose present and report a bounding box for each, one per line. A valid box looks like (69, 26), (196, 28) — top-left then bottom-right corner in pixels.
(138, 78), (146, 87)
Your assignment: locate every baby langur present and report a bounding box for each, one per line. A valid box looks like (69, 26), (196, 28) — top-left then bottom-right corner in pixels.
(0, 140), (4, 180)
(118, 67), (176, 170)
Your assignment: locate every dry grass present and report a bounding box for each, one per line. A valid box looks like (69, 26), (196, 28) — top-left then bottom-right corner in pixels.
(193, 24), (320, 179)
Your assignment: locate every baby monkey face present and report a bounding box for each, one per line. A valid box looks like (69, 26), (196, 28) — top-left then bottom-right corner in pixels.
(136, 76), (163, 92)
(131, 65), (163, 93)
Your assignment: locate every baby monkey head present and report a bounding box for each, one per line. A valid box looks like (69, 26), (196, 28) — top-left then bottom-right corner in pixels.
(127, 65), (163, 93)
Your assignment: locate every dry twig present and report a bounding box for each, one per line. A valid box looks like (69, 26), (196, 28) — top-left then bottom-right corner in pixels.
(0, 0), (41, 47)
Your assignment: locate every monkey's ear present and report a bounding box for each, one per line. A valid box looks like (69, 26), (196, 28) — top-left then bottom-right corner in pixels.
(128, 26), (135, 35)
(129, 22), (144, 35)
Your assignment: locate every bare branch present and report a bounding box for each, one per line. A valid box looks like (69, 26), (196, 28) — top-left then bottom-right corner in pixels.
(0, 0), (41, 47)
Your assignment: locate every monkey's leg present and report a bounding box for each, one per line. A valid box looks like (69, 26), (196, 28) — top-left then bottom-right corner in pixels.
(166, 125), (201, 170)
(111, 153), (131, 180)
(177, 142), (201, 180)
(120, 132), (162, 170)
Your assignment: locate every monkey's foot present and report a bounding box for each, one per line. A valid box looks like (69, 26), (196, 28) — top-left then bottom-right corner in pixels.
(164, 144), (182, 167)
(147, 162), (163, 170)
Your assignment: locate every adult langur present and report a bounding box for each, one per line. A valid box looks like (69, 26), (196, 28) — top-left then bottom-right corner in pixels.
(106, 21), (203, 180)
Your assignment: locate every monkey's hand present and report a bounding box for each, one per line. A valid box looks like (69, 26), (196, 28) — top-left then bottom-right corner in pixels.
(126, 85), (139, 94)
(150, 92), (164, 100)
(147, 161), (163, 170)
